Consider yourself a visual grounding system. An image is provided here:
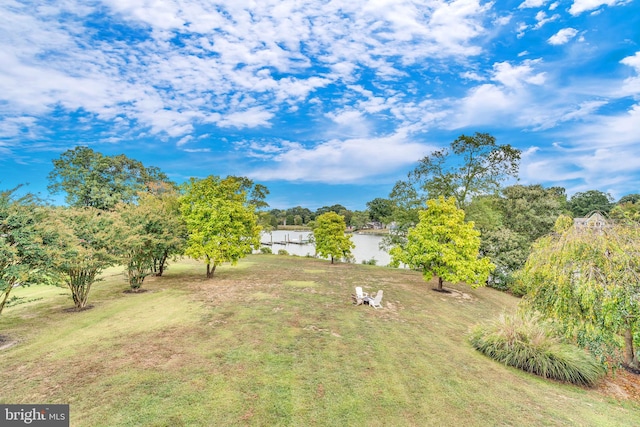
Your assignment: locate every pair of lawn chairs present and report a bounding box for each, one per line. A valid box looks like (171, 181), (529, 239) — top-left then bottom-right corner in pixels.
(353, 287), (383, 309)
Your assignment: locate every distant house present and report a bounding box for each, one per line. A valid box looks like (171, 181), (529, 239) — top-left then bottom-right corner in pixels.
(573, 212), (608, 230)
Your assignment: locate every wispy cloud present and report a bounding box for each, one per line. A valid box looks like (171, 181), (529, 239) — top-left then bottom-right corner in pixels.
(217, 107), (275, 129)
(518, 0), (549, 9)
(621, 51), (640, 72)
(247, 133), (431, 183)
(568, 0), (629, 15)
(450, 60), (547, 128)
(0, 0), (493, 143)
(533, 11), (560, 29)
(182, 148), (211, 153)
(548, 28), (579, 45)
(618, 52), (640, 96)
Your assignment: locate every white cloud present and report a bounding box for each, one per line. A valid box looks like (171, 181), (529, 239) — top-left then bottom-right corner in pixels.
(176, 136), (192, 147)
(494, 15), (512, 26)
(572, 103), (640, 147)
(0, 0), (495, 146)
(492, 61), (546, 88)
(451, 84), (515, 128)
(217, 107), (275, 129)
(621, 51), (640, 72)
(460, 71), (485, 81)
(248, 134), (431, 183)
(569, 0), (628, 15)
(182, 148), (211, 153)
(518, 0), (548, 8)
(449, 60), (550, 128)
(516, 23), (529, 38)
(548, 28), (579, 45)
(520, 103), (640, 195)
(326, 110), (364, 126)
(526, 100), (608, 130)
(533, 12), (560, 30)
(619, 52), (640, 96)
(0, 116), (39, 140)
(521, 138), (640, 198)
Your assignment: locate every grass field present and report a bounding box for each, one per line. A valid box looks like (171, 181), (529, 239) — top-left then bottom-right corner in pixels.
(1, 255), (639, 426)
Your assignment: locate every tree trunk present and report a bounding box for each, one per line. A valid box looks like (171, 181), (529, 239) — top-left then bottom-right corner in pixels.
(0, 285), (14, 315)
(157, 255), (166, 276)
(623, 327), (638, 369)
(331, 255), (334, 264)
(154, 252), (168, 276)
(68, 268), (96, 309)
(436, 276), (444, 291)
(206, 262), (216, 279)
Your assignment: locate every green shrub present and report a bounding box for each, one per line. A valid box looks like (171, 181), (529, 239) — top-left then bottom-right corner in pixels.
(469, 312), (605, 386)
(361, 258), (378, 265)
(260, 246), (273, 254)
(277, 249), (289, 256)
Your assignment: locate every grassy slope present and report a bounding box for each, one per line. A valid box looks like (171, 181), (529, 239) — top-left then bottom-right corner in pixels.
(0, 255), (638, 426)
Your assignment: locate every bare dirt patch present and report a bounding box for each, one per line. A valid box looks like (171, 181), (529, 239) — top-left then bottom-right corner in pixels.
(596, 369), (640, 401)
(62, 305), (95, 313)
(446, 289), (474, 301)
(0, 334), (18, 351)
(123, 289), (150, 294)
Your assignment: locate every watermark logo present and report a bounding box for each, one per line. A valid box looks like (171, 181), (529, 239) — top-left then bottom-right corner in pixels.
(0, 405), (69, 426)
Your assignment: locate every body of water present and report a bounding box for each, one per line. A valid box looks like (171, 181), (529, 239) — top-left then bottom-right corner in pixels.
(260, 230), (391, 266)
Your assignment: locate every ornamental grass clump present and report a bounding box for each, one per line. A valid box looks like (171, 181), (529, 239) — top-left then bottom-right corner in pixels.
(469, 312), (605, 386)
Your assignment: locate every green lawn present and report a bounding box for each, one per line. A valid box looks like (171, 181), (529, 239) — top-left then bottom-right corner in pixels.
(1, 255), (638, 426)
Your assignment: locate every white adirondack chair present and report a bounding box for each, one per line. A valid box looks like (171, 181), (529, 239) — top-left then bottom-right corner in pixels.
(369, 290), (383, 309)
(353, 286), (369, 305)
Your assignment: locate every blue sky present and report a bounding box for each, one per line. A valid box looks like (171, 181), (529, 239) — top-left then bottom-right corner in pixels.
(1, 0), (639, 210)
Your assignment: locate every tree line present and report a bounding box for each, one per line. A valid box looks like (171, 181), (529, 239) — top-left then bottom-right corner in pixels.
(1, 147), (270, 313)
(1, 146), (365, 314)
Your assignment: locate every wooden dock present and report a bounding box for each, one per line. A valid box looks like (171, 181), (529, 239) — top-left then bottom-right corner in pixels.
(261, 234), (311, 246)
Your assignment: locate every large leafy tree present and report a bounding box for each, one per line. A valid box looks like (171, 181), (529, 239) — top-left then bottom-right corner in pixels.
(287, 206), (314, 224)
(230, 176), (270, 210)
(48, 146), (172, 210)
(0, 188), (61, 314)
(382, 180), (423, 250)
(466, 185), (568, 289)
(366, 198), (394, 225)
(117, 209), (157, 291)
(390, 196), (494, 291)
(403, 132), (521, 209)
(180, 176), (263, 278)
(567, 190), (613, 217)
(54, 207), (122, 310)
(610, 196), (640, 223)
(130, 186), (187, 277)
(312, 212), (355, 264)
(315, 204), (349, 217)
(617, 194), (640, 205)
(116, 189), (187, 290)
(350, 210), (370, 230)
(499, 185), (567, 243)
(519, 218), (640, 369)
(611, 203), (640, 223)
(385, 132), (520, 251)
